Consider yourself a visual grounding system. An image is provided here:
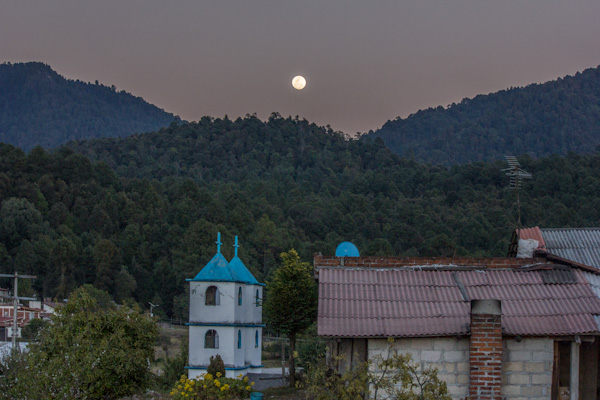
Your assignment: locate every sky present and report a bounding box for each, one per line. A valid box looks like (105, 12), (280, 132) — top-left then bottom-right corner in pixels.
(2, 1), (600, 135)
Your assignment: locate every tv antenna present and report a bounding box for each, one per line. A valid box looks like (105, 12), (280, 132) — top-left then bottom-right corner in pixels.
(502, 156), (532, 227)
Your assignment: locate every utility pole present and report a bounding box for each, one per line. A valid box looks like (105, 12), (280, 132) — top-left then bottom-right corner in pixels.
(0, 272), (37, 348)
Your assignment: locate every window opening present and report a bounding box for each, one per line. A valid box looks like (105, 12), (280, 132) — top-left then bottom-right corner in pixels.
(238, 287), (243, 306)
(238, 330), (242, 349)
(206, 286), (219, 306)
(205, 329), (219, 349)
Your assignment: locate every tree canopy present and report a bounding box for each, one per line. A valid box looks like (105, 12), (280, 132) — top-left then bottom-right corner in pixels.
(366, 65), (600, 165)
(0, 285), (158, 400)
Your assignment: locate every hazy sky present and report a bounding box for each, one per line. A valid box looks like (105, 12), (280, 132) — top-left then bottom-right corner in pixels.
(2, 1), (600, 135)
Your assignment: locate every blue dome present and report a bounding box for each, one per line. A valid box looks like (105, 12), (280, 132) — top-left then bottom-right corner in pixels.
(335, 242), (360, 257)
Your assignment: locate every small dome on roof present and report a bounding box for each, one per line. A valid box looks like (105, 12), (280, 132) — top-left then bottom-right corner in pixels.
(336, 242), (360, 257)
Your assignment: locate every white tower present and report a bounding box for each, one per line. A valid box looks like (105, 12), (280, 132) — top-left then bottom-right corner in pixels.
(187, 233), (264, 379)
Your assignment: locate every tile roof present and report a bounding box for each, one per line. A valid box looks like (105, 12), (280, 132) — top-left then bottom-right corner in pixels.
(317, 261), (600, 338)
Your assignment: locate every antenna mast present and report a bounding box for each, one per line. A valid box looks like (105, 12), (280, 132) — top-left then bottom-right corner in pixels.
(502, 156), (532, 228)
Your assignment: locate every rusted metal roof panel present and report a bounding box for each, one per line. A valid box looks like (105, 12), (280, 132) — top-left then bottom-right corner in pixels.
(541, 228), (600, 268)
(318, 266), (600, 338)
(517, 227), (546, 249)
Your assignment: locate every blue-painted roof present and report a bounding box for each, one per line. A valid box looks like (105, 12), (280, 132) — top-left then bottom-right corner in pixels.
(190, 252), (234, 282)
(336, 242), (360, 257)
(228, 256), (261, 285)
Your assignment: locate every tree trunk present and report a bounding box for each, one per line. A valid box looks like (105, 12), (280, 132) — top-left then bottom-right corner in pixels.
(289, 332), (296, 387)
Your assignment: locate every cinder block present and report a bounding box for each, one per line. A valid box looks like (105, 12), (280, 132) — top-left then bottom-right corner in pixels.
(457, 362), (469, 372)
(532, 350), (553, 362)
(434, 339), (457, 350)
(508, 350), (532, 361)
(531, 373), (552, 385)
(411, 339), (435, 350)
(524, 362), (546, 373)
(447, 384), (468, 397)
(508, 374), (530, 385)
(443, 350), (466, 362)
(503, 361), (524, 372)
(521, 385), (543, 397)
(501, 385), (521, 396)
(444, 362), (456, 373)
(437, 373), (456, 384)
(457, 373), (469, 384)
(421, 350), (442, 362)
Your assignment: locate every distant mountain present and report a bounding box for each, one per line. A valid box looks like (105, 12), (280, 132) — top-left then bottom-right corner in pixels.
(0, 62), (180, 151)
(365, 66), (600, 165)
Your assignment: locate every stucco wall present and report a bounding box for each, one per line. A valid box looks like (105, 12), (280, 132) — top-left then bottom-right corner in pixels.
(368, 337), (470, 399)
(501, 338), (553, 400)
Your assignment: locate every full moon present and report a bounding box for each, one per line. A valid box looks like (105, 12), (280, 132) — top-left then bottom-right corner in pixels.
(292, 75), (306, 90)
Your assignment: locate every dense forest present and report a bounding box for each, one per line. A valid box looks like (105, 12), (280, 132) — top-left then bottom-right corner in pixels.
(2, 116), (600, 318)
(366, 66), (600, 165)
(0, 62), (180, 151)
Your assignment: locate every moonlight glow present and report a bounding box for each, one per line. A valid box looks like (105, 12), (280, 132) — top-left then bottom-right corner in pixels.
(292, 75), (306, 90)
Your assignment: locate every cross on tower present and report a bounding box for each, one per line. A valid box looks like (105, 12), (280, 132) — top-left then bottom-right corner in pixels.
(234, 236), (240, 257)
(215, 232), (222, 253)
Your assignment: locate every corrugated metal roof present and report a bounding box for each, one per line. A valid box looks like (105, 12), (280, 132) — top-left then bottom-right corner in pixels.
(318, 267), (600, 338)
(541, 228), (600, 268)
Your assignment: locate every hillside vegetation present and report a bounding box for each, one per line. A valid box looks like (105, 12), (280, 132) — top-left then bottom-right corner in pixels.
(366, 66), (600, 165)
(0, 62), (180, 150)
(2, 116), (600, 317)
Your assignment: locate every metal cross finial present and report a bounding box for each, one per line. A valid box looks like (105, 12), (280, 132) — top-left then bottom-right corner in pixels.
(216, 232), (222, 253)
(234, 235), (240, 257)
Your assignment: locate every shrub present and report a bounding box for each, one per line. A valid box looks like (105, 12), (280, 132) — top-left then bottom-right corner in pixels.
(170, 373), (254, 400)
(207, 354), (226, 377)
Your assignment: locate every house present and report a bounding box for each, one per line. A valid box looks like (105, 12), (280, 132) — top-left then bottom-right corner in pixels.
(316, 247), (600, 400)
(508, 227), (600, 269)
(186, 233), (264, 379)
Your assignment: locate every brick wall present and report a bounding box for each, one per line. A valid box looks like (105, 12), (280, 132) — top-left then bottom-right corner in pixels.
(469, 312), (502, 399)
(314, 254), (547, 269)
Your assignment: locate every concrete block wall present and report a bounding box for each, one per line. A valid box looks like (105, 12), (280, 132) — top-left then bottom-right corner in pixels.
(500, 338), (553, 400)
(368, 338), (470, 399)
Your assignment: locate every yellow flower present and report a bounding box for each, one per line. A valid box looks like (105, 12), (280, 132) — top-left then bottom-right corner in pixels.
(216, 372), (222, 378)
(293, 350), (299, 358)
(251, 382), (255, 386)
(246, 386), (251, 391)
(243, 376), (249, 382)
(204, 373), (213, 380)
(238, 374), (243, 379)
(214, 379), (221, 387)
(203, 385), (207, 389)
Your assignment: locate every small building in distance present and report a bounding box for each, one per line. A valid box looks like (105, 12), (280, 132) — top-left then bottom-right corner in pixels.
(186, 233), (264, 379)
(316, 246), (600, 399)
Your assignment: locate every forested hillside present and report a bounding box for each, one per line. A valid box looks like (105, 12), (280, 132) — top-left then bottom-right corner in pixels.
(0, 62), (180, 151)
(366, 66), (600, 165)
(2, 116), (598, 317)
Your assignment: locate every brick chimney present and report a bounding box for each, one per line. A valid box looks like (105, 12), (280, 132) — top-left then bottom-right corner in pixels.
(469, 299), (502, 400)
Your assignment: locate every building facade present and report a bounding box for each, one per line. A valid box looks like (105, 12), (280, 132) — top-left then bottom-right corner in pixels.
(187, 234), (264, 379)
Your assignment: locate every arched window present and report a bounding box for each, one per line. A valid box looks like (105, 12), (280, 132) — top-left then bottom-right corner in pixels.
(205, 286), (219, 306)
(238, 287), (243, 306)
(255, 330), (259, 348)
(205, 330), (219, 349)
(256, 289), (260, 307)
(237, 330), (242, 349)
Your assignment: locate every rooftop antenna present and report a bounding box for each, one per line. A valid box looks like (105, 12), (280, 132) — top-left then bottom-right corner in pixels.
(502, 156), (532, 228)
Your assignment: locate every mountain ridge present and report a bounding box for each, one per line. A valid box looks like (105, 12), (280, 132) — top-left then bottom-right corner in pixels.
(365, 66), (600, 165)
(0, 62), (181, 151)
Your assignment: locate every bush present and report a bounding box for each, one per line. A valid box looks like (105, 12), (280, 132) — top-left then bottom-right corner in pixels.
(170, 373), (254, 400)
(207, 354), (226, 378)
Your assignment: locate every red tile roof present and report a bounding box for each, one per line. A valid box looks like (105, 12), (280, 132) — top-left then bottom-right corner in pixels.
(317, 258), (600, 338)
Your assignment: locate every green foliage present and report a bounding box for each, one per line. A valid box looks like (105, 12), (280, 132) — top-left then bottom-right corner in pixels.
(1, 114), (600, 318)
(0, 286), (158, 400)
(207, 354), (226, 378)
(21, 317), (50, 341)
(170, 373), (253, 400)
(0, 62), (180, 151)
(366, 66), (600, 165)
(264, 249), (318, 386)
(156, 336), (189, 391)
(306, 339), (451, 400)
